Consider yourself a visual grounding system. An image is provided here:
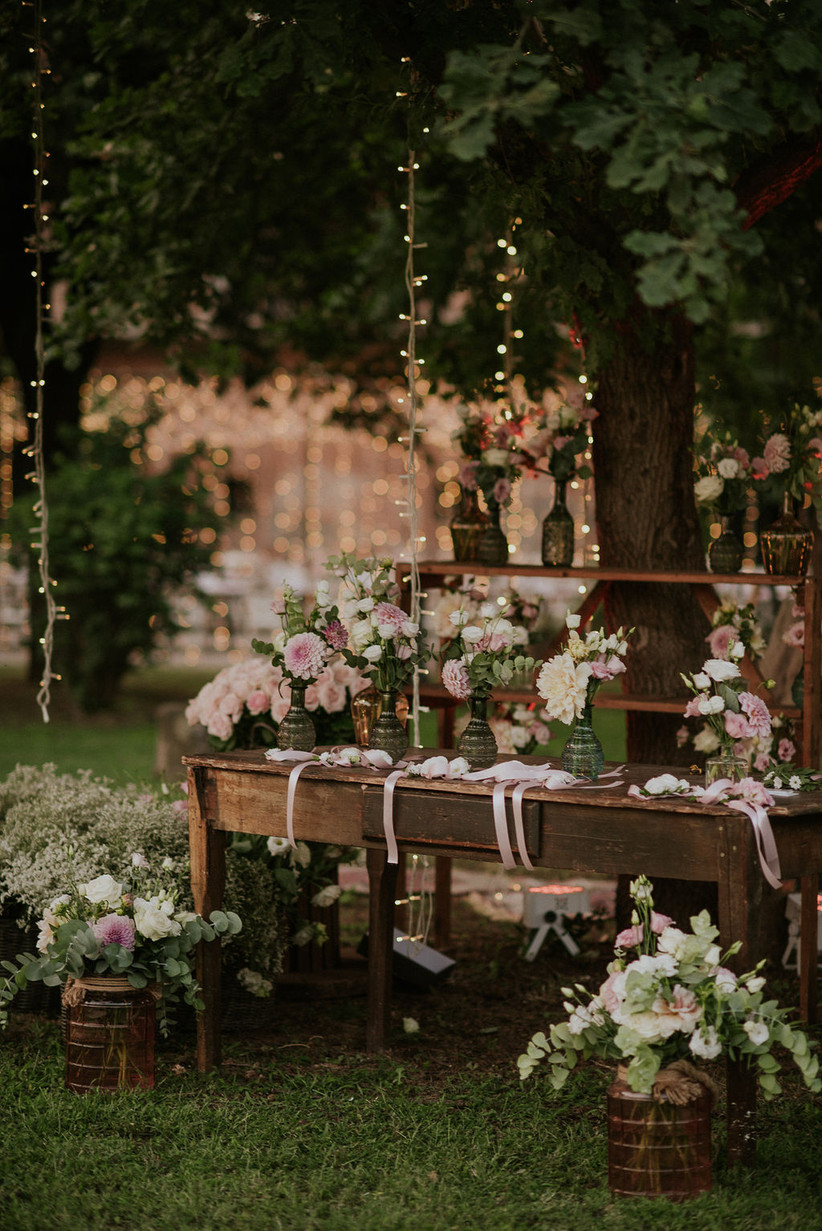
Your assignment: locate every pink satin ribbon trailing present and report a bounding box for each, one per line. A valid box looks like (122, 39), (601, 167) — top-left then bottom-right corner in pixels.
(382, 769), (405, 865)
(700, 778), (783, 890)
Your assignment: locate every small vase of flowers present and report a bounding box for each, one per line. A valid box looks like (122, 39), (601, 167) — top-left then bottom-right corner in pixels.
(440, 602), (541, 768)
(452, 396), (533, 566)
(0, 855), (242, 1090)
(753, 401), (822, 576)
(536, 612), (632, 780)
(693, 428), (756, 573)
(518, 875), (821, 1198)
(329, 553), (427, 762)
(680, 649), (773, 784)
(252, 581), (350, 751)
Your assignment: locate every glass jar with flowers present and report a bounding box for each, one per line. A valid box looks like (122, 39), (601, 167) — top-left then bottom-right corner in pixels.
(451, 395), (533, 566)
(680, 647), (774, 784)
(752, 401), (822, 576)
(693, 427), (756, 573)
(518, 874), (821, 1199)
(521, 391), (598, 567)
(252, 580), (350, 751)
(535, 612), (632, 780)
(328, 553), (427, 763)
(0, 856), (241, 1091)
(440, 602), (541, 768)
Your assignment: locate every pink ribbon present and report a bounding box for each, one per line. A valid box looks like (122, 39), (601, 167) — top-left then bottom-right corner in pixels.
(701, 777), (782, 890)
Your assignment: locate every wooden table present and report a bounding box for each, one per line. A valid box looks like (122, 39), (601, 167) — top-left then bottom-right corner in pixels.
(184, 749), (822, 1166)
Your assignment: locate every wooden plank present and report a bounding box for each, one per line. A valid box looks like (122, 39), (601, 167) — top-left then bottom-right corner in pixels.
(412, 560), (804, 587)
(361, 785), (541, 861)
(366, 848), (398, 1052)
(187, 766), (226, 1073)
(799, 874), (818, 1024)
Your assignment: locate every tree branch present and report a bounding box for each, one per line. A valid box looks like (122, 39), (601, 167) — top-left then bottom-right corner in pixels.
(736, 131), (822, 230)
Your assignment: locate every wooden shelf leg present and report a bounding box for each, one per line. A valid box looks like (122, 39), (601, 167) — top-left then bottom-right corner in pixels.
(433, 857), (453, 948)
(366, 847), (399, 1052)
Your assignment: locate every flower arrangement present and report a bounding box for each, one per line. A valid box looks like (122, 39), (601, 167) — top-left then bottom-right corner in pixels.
(488, 701), (553, 756)
(680, 652), (773, 761)
(536, 612), (631, 726)
(452, 394), (533, 509)
(440, 603), (541, 700)
(753, 401), (822, 514)
(185, 654), (367, 749)
(518, 875), (821, 1098)
(251, 580), (348, 688)
(0, 855), (241, 1034)
(705, 599), (766, 661)
(693, 427), (756, 518)
(327, 552), (427, 694)
(520, 388), (598, 484)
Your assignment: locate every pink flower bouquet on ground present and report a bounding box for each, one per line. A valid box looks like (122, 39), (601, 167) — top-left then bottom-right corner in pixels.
(518, 875), (820, 1098)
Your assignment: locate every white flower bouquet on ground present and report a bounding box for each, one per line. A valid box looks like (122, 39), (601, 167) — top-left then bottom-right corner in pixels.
(518, 875), (820, 1098)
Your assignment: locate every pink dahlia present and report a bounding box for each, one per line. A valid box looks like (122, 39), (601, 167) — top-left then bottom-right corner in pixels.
(93, 913), (137, 951)
(283, 631), (327, 681)
(373, 602), (407, 636)
(706, 623), (734, 659)
(442, 658), (472, 701)
(739, 691), (772, 738)
(322, 619), (348, 651)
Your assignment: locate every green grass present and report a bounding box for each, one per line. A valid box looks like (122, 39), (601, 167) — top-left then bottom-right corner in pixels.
(1, 1022), (820, 1231)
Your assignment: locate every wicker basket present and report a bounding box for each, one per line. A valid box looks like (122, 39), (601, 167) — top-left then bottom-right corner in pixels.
(0, 915), (61, 1018)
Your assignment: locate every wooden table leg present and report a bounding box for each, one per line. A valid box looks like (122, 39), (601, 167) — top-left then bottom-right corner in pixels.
(366, 847), (399, 1052)
(187, 767), (226, 1073)
(799, 874), (819, 1025)
(433, 857), (452, 948)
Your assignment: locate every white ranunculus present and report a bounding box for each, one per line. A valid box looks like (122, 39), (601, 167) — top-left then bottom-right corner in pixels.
(566, 613), (581, 629)
(479, 602), (497, 618)
(746, 975), (766, 994)
(694, 475), (724, 505)
(449, 609), (468, 627)
(448, 757), (470, 777)
(698, 695), (725, 715)
(703, 659), (741, 682)
(693, 672), (711, 690)
(350, 618), (374, 651)
(133, 895), (182, 941)
(80, 874), (124, 908)
(461, 625), (484, 644)
(362, 644), (383, 662)
(401, 619), (419, 637)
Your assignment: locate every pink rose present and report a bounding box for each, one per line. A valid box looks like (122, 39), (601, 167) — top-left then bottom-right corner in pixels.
(315, 677), (347, 713)
(724, 710), (753, 739)
(651, 911), (674, 934)
(246, 689), (270, 715)
(207, 711), (234, 741)
(778, 738), (797, 762)
(615, 924), (643, 949)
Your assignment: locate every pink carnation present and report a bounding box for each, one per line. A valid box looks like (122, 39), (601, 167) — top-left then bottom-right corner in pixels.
(442, 658), (472, 701)
(763, 433), (791, 474)
(739, 691), (771, 738)
(283, 632), (327, 681)
(706, 624), (734, 659)
(92, 914), (137, 951)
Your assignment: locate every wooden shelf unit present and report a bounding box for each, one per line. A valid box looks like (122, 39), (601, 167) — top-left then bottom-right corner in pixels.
(400, 560), (822, 768)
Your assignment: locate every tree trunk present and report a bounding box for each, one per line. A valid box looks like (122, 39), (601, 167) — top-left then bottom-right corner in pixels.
(592, 306), (709, 766)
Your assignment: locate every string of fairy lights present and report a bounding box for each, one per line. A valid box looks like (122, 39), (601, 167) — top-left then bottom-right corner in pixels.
(21, 0), (64, 722)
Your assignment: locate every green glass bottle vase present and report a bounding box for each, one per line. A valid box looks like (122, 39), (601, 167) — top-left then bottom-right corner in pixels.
(541, 479), (575, 567)
(561, 701), (604, 780)
(457, 694), (498, 769)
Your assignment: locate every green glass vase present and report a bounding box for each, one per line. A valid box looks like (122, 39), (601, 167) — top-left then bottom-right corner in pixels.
(707, 517), (743, 574)
(474, 497), (508, 567)
(541, 478), (575, 567)
(449, 486), (487, 563)
(367, 690), (408, 763)
(277, 684), (317, 752)
(457, 694), (498, 769)
(561, 701), (604, 780)
(760, 492), (814, 577)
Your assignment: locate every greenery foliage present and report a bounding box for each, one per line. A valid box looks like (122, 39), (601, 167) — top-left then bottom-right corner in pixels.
(6, 401), (229, 711)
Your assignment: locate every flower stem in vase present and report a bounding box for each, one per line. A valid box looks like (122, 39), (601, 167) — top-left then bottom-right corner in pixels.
(561, 700), (604, 780)
(367, 690), (408, 763)
(276, 684), (317, 751)
(541, 478), (575, 567)
(704, 752), (748, 786)
(457, 694), (498, 769)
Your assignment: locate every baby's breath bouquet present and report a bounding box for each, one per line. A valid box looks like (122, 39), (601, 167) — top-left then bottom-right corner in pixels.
(518, 875), (820, 1099)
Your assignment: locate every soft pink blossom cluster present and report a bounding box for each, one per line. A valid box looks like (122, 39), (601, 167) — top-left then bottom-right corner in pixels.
(186, 656), (367, 742)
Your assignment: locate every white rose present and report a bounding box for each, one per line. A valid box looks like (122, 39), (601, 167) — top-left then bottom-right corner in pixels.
(401, 620), (419, 638)
(133, 895), (182, 941)
(461, 625), (484, 644)
(746, 976), (766, 994)
(694, 475), (724, 505)
(565, 613), (581, 629)
(717, 457), (740, 479)
(311, 884), (342, 908)
(693, 672), (711, 690)
(689, 1025), (722, 1060)
(693, 726), (721, 754)
(449, 609), (467, 627)
(362, 644), (383, 662)
(698, 695), (725, 715)
(479, 602), (497, 618)
(358, 597), (375, 612)
(704, 659), (741, 682)
(80, 874), (124, 908)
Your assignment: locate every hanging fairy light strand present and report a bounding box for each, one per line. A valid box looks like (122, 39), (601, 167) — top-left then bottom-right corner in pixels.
(569, 313), (599, 569)
(395, 60), (430, 748)
(22, 0), (62, 721)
